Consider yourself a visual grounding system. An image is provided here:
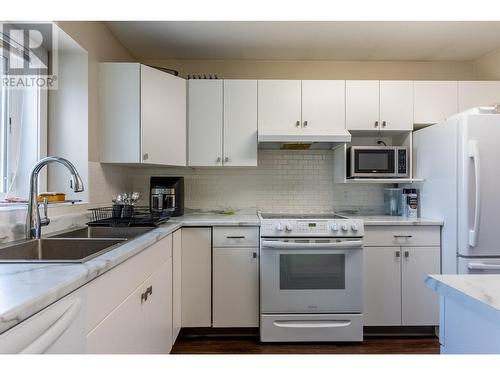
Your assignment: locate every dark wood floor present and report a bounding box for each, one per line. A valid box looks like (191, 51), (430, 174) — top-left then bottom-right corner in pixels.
(172, 333), (440, 354)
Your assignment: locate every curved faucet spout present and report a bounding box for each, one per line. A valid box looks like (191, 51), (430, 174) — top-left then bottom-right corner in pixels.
(26, 156), (85, 239)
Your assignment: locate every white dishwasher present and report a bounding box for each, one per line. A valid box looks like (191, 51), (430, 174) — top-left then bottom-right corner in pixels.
(0, 289), (86, 354)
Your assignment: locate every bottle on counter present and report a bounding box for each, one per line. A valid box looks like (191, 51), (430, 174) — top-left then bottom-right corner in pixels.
(406, 189), (419, 218)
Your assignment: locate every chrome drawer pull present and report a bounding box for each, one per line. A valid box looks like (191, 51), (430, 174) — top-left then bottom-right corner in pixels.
(273, 320), (352, 329)
(393, 235), (413, 238)
(226, 235), (246, 239)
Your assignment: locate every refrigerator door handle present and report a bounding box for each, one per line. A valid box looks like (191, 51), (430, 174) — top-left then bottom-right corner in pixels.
(468, 262), (500, 271)
(468, 140), (481, 247)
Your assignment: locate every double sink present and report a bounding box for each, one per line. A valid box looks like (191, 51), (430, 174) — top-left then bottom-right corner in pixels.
(0, 227), (153, 263)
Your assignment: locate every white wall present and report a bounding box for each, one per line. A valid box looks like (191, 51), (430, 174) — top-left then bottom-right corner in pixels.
(130, 150), (385, 214)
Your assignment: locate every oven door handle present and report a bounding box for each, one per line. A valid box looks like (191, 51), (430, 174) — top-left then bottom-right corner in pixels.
(273, 320), (352, 329)
(261, 240), (363, 249)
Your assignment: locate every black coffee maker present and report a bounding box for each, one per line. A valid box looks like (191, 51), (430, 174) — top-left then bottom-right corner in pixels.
(150, 177), (184, 217)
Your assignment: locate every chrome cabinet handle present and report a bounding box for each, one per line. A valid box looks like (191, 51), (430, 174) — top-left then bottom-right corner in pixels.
(382, 121), (387, 128)
(303, 120), (308, 128)
(226, 235), (246, 239)
(404, 251), (410, 258)
(394, 235), (413, 238)
(216, 156), (222, 163)
(141, 286), (153, 303)
(252, 252), (257, 259)
(143, 153), (149, 161)
(295, 121), (300, 128)
(224, 156), (229, 162)
(374, 121), (379, 128)
(395, 251), (401, 258)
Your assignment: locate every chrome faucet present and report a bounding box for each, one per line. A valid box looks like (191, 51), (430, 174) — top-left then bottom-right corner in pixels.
(26, 156), (84, 239)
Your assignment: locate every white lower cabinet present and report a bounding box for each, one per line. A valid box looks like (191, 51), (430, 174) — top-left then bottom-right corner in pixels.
(213, 247), (259, 327)
(86, 234), (173, 354)
(401, 247), (440, 325)
(181, 227), (212, 327)
(363, 226), (441, 327)
(363, 247), (401, 326)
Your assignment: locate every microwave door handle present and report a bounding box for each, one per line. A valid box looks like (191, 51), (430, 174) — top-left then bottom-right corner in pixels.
(468, 140), (481, 247)
(468, 262), (500, 271)
(261, 240), (363, 249)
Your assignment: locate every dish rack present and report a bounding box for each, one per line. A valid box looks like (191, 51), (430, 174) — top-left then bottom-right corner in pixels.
(87, 206), (172, 227)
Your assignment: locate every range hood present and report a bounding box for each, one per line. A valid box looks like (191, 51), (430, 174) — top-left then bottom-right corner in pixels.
(258, 129), (352, 150)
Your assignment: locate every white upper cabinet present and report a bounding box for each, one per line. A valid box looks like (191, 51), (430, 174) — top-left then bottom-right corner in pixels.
(379, 81), (413, 131)
(258, 80), (302, 131)
(346, 80), (413, 131)
(188, 80), (224, 166)
(223, 80), (258, 166)
(414, 81), (458, 125)
(99, 63), (186, 166)
(188, 80), (257, 167)
(458, 81), (500, 112)
(141, 65), (187, 166)
(301, 80), (346, 131)
(346, 80), (380, 131)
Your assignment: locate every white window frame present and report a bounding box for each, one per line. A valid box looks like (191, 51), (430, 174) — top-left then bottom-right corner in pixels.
(0, 41), (47, 200)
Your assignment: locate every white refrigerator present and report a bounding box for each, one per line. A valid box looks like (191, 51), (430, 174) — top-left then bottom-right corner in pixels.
(413, 107), (500, 274)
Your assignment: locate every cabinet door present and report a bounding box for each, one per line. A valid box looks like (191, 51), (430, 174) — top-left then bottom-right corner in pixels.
(143, 258), (173, 354)
(213, 247), (259, 327)
(346, 80), (380, 130)
(402, 247), (440, 326)
(172, 229), (182, 342)
(302, 80), (346, 131)
(223, 80), (258, 166)
(181, 228), (212, 327)
(458, 81), (500, 112)
(258, 80), (302, 132)
(188, 80), (223, 166)
(99, 63), (141, 163)
(363, 247), (402, 326)
(379, 80), (413, 131)
(141, 64), (186, 165)
(86, 282), (145, 354)
(414, 81), (458, 125)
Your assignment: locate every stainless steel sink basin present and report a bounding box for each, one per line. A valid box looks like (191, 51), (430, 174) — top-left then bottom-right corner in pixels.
(0, 238), (125, 263)
(49, 226), (153, 239)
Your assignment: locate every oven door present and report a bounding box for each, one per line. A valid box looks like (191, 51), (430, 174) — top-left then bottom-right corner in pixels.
(260, 238), (363, 314)
(350, 147), (397, 177)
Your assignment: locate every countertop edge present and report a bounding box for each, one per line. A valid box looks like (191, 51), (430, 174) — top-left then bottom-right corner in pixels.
(425, 275), (500, 319)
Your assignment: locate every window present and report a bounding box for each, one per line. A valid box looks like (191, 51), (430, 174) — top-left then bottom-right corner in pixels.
(0, 43), (46, 201)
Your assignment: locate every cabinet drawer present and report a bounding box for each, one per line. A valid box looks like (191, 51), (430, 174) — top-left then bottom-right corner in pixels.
(86, 234), (172, 332)
(364, 226), (440, 247)
(213, 226), (259, 247)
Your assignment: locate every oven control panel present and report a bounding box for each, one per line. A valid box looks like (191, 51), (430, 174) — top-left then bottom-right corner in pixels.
(260, 219), (364, 237)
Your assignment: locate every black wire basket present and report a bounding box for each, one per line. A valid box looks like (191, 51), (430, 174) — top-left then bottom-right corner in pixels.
(87, 205), (172, 227)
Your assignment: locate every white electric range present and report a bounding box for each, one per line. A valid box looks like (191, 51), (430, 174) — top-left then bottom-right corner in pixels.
(258, 212), (364, 342)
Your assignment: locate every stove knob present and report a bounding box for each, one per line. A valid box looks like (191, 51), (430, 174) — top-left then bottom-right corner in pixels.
(276, 222), (284, 231)
(351, 223), (359, 232)
(331, 223), (338, 231)
(285, 222), (293, 231)
(341, 223), (349, 231)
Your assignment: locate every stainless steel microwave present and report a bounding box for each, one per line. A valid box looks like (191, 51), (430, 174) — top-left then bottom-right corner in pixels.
(346, 146), (409, 178)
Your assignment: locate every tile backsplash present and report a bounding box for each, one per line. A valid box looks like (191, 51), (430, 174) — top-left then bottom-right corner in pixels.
(129, 150), (385, 214)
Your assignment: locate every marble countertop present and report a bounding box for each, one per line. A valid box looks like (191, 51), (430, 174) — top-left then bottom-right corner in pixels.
(426, 274), (500, 313)
(170, 210), (260, 226)
(351, 215), (443, 226)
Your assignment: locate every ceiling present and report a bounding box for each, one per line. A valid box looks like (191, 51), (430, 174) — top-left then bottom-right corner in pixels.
(106, 21), (500, 61)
